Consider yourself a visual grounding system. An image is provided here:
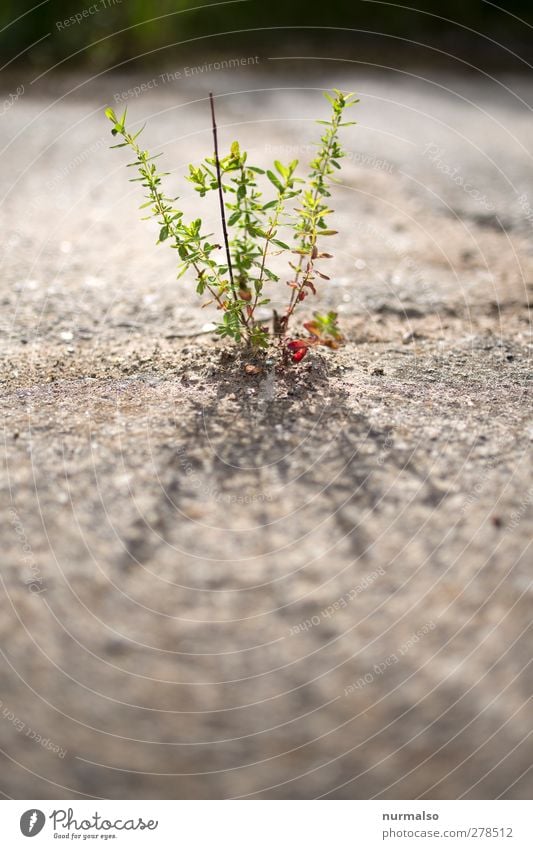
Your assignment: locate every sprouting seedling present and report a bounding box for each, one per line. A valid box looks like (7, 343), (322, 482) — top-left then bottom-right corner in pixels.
(105, 88), (358, 361)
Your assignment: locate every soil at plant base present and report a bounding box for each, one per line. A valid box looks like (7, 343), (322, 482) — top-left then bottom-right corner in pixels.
(0, 69), (531, 799)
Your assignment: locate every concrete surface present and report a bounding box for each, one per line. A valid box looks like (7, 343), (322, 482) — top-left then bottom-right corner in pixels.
(0, 66), (531, 798)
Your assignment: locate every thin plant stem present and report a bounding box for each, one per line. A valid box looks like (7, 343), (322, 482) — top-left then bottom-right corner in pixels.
(284, 120), (339, 327)
(121, 127), (226, 312)
(209, 92), (236, 300)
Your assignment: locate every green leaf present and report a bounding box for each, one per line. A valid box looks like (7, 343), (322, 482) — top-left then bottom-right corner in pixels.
(271, 238), (290, 249)
(266, 170), (283, 192)
(250, 226), (268, 239)
(131, 124), (146, 141)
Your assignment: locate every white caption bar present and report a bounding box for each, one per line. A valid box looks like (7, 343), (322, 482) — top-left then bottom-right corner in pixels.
(1, 800), (530, 847)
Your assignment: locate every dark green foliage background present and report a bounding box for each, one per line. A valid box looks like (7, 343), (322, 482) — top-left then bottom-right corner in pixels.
(1, 0), (532, 71)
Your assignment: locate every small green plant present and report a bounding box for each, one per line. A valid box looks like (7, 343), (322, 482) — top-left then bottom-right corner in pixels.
(105, 89), (358, 362)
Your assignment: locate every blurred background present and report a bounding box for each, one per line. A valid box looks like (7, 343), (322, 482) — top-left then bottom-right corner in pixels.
(2, 0), (533, 73)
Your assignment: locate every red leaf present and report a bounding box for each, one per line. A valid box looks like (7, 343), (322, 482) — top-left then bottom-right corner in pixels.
(287, 340), (309, 362)
(292, 346), (308, 362)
